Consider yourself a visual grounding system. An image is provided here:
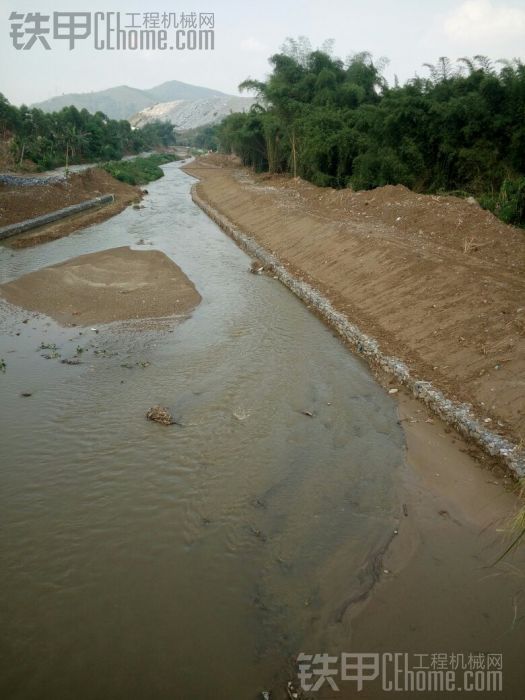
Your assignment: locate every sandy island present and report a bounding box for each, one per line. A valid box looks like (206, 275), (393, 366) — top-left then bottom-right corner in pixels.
(0, 246), (201, 326)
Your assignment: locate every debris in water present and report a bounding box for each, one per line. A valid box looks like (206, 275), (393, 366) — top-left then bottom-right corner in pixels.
(146, 405), (175, 426)
(261, 692), (271, 700)
(301, 409), (314, 417)
(20, 392), (32, 397)
(233, 407), (250, 421)
(61, 358), (81, 365)
(250, 526), (267, 542)
(388, 388), (399, 394)
(249, 260), (265, 274)
(403, 503), (409, 517)
(121, 360), (150, 369)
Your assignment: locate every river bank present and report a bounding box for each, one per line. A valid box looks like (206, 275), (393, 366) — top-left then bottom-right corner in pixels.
(0, 168), (141, 248)
(184, 155), (525, 472)
(0, 154), (185, 248)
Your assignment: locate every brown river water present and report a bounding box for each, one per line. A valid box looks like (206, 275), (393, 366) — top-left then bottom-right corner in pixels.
(0, 163), (524, 699)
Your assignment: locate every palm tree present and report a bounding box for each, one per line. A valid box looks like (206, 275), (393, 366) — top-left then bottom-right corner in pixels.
(61, 125), (89, 176)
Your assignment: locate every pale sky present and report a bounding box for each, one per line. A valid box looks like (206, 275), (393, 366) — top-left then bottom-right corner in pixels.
(1, 0), (524, 106)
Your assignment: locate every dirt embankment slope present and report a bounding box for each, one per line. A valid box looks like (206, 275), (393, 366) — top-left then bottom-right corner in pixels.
(0, 168), (141, 247)
(185, 155), (525, 447)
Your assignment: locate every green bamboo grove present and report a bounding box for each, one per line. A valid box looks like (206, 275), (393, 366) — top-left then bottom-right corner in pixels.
(215, 40), (525, 226)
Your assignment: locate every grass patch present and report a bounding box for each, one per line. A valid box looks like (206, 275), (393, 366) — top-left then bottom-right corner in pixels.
(478, 177), (525, 228)
(102, 153), (180, 186)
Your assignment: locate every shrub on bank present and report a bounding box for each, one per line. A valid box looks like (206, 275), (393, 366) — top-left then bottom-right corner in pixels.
(102, 153), (180, 185)
(479, 177), (525, 226)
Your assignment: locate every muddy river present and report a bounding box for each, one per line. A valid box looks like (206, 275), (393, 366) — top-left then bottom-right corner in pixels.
(0, 163), (524, 699)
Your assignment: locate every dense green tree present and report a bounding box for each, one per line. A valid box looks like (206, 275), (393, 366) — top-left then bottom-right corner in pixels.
(0, 94), (176, 170)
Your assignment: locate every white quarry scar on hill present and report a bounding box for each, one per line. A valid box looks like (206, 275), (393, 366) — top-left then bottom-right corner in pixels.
(129, 95), (257, 131)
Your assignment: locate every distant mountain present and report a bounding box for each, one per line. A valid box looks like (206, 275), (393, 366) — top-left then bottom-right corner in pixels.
(32, 80), (227, 120)
(146, 80), (225, 104)
(129, 96), (256, 132)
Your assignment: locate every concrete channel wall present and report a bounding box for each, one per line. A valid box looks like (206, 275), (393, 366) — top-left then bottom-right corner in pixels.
(191, 184), (525, 480)
(0, 195), (114, 241)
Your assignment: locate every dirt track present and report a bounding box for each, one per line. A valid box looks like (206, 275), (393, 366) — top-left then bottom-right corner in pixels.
(185, 155), (525, 447)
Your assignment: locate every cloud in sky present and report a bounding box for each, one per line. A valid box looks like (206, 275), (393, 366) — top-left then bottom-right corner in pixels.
(240, 37), (269, 52)
(444, 0), (525, 42)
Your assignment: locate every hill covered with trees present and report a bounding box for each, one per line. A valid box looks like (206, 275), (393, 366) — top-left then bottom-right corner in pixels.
(217, 39), (525, 226)
(31, 80), (226, 120)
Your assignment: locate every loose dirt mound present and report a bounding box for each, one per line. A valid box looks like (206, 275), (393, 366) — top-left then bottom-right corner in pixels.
(0, 168), (141, 247)
(269, 176), (524, 269)
(185, 155), (525, 446)
(0, 246), (201, 326)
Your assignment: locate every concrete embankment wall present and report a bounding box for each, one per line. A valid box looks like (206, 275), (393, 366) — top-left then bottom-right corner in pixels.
(190, 184), (525, 479)
(0, 195), (114, 241)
